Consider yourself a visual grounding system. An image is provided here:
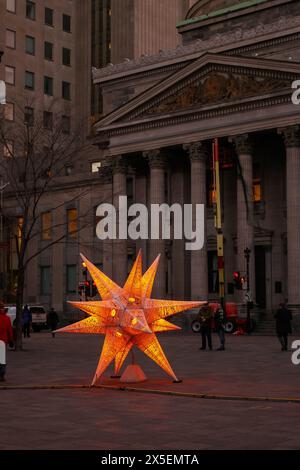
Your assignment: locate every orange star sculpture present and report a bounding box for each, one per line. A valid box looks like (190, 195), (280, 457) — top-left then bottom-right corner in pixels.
(57, 251), (205, 385)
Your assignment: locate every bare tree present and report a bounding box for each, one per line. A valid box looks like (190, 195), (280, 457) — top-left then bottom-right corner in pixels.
(0, 99), (94, 349)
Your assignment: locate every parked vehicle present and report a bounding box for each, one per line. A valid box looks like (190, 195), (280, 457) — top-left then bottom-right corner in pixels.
(5, 306), (16, 326)
(4, 305), (47, 332)
(191, 302), (256, 334)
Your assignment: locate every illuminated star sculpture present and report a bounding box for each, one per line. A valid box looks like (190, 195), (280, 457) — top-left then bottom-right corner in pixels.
(57, 251), (205, 385)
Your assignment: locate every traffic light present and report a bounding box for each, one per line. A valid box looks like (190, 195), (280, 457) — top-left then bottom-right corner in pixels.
(78, 283), (85, 297)
(84, 280), (91, 298)
(91, 281), (97, 298)
(233, 271), (246, 290)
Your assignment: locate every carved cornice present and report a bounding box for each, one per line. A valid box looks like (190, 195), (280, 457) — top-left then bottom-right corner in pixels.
(93, 15), (300, 82)
(143, 150), (168, 169)
(105, 92), (291, 139)
(279, 125), (300, 148)
(183, 142), (209, 163)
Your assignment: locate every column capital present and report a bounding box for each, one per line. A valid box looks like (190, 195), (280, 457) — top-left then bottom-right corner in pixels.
(112, 155), (127, 174)
(183, 142), (209, 163)
(143, 149), (168, 169)
(98, 159), (113, 184)
(279, 125), (300, 148)
(231, 134), (252, 155)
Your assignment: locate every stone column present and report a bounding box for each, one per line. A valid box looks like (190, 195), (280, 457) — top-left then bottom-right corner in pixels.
(184, 142), (209, 301)
(281, 125), (300, 306)
(99, 164), (113, 279)
(135, 172), (148, 263)
(144, 150), (167, 298)
(113, 156), (128, 286)
(171, 163), (185, 300)
(234, 134), (255, 302)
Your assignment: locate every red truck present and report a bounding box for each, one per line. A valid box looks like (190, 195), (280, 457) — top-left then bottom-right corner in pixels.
(191, 302), (256, 334)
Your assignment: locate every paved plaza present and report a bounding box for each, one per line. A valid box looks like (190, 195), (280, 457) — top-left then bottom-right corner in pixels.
(0, 331), (300, 450)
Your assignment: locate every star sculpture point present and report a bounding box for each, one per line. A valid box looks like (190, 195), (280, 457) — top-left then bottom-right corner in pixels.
(57, 250), (205, 385)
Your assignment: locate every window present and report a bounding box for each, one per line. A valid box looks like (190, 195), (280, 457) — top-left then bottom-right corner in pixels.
(62, 14), (71, 32)
(62, 81), (71, 100)
(26, 1), (36, 20)
(44, 76), (53, 96)
(44, 41), (53, 60)
(6, 30), (16, 49)
(25, 36), (35, 55)
(3, 141), (14, 158)
(4, 103), (14, 121)
(253, 163), (262, 203)
(206, 169), (215, 208)
(40, 266), (51, 295)
(45, 7), (53, 26)
(65, 165), (73, 176)
(5, 66), (15, 85)
(17, 217), (24, 250)
(62, 47), (71, 66)
(208, 251), (219, 294)
(91, 162), (102, 173)
(43, 111), (53, 129)
(6, 0), (16, 13)
(41, 212), (52, 240)
(24, 107), (34, 126)
(66, 265), (76, 293)
(25, 71), (35, 90)
(67, 209), (78, 238)
(62, 115), (70, 134)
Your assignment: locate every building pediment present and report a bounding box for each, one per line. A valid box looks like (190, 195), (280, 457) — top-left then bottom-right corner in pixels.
(94, 53), (299, 134)
(135, 70), (290, 118)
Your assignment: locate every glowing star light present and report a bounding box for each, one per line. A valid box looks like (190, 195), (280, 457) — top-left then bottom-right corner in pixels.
(57, 251), (205, 385)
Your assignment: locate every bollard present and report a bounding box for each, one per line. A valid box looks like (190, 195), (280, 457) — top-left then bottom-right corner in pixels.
(0, 340), (5, 365)
(0, 340), (6, 380)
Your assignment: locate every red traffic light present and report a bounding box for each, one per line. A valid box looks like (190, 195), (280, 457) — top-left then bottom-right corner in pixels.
(233, 271), (244, 290)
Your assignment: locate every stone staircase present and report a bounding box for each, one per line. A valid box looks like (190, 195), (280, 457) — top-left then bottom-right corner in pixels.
(252, 309), (276, 336)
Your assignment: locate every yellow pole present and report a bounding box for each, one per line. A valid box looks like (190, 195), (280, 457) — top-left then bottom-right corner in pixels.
(213, 139), (225, 308)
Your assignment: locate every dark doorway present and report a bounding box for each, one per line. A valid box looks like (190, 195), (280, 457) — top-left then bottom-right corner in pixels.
(255, 246), (266, 308)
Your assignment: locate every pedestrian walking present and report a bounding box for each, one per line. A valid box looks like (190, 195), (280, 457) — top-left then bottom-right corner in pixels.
(0, 301), (14, 382)
(199, 302), (213, 351)
(215, 306), (226, 351)
(47, 308), (59, 338)
(22, 305), (32, 338)
(274, 302), (292, 351)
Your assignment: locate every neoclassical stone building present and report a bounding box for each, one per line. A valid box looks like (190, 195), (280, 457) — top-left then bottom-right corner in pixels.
(92, 0), (300, 318)
(4, 0), (300, 325)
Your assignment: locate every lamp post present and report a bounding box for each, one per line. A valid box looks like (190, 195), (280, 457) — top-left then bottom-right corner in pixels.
(244, 247), (251, 334)
(82, 262), (88, 301)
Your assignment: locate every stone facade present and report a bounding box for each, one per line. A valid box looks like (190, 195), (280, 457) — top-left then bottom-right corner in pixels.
(1, 0), (300, 330)
(91, 0), (300, 323)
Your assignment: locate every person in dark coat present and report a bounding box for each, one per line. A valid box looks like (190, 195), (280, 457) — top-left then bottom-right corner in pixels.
(0, 301), (14, 382)
(22, 305), (32, 338)
(47, 308), (59, 338)
(215, 307), (226, 351)
(274, 303), (293, 351)
(199, 302), (213, 351)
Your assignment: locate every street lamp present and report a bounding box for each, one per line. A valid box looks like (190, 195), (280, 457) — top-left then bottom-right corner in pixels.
(244, 248), (252, 334)
(82, 261), (89, 301)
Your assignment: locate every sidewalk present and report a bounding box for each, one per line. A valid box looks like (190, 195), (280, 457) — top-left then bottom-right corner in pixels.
(0, 332), (300, 449)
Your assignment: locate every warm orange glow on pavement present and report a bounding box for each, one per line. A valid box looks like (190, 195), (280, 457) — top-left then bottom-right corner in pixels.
(57, 251), (205, 385)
